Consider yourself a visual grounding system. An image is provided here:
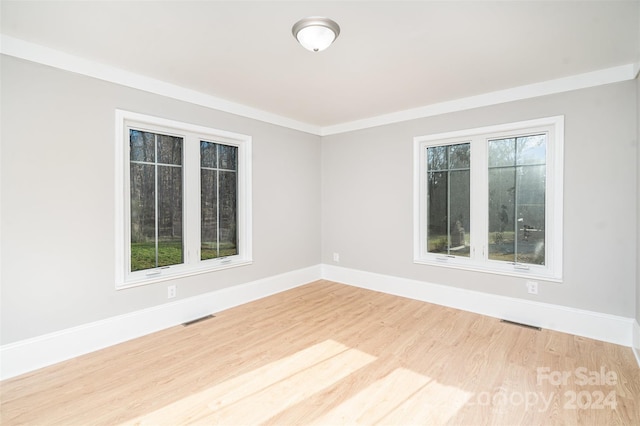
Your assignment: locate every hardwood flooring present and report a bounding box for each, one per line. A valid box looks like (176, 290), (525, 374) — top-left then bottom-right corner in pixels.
(1, 280), (639, 425)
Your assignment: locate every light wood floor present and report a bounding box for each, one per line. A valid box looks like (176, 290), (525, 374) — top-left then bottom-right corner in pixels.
(1, 280), (639, 425)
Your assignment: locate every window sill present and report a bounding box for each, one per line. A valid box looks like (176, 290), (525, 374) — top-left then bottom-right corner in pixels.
(413, 257), (562, 283)
(116, 259), (253, 290)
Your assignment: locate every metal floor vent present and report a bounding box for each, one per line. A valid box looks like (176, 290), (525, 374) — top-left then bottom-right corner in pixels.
(500, 319), (541, 331)
(182, 314), (215, 327)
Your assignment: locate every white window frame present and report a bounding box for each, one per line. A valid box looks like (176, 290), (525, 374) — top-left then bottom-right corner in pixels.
(413, 116), (564, 282)
(115, 110), (252, 289)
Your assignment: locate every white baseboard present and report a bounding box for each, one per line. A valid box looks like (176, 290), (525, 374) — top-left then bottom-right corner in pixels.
(0, 265), (322, 381)
(322, 265), (635, 348)
(633, 320), (640, 368)
(2, 263), (636, 380)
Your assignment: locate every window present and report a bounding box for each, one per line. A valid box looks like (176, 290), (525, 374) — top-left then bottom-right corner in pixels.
(116, 110), (252, 288)
(129, 130), (184, 272)
(426, 143), (471, 257)
(414, 116), (563, 281)
(200, 141), (239, 261)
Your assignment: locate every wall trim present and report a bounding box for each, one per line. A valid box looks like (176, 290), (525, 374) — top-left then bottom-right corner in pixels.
(0, 35), (321, 136)
(0, 265), (322, 381)
(1, 35), (636, 137)
(322, 265), (636, 348)
(633, 320), (640, 368)
(2, 264), (636, 380)
(320, 64), (637, 135)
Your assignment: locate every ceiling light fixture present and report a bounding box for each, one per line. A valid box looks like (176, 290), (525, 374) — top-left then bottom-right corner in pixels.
(292, 16), (340, 52)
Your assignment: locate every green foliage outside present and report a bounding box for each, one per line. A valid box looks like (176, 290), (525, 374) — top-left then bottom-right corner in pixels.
(201, 242), (238, 260)
(427, 231), (543, 264)
(491, 231), (515, 245)
(131, 241), (238, 271)
(131, 241), (183, 271)
(427, 234), (469, 252)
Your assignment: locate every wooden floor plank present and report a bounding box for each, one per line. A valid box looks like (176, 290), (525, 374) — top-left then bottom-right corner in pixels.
(1, 280), (638, 425)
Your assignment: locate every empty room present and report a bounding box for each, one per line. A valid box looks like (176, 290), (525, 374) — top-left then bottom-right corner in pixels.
(1, 1), (639, 424)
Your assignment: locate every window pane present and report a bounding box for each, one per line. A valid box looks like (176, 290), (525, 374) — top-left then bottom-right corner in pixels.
(488, 167), (516, 262)
(219, 145), (237, 171)
(488, 138), (515, 167)
(427, 145), (447, 171)
(130, 130), (154, 163)
(200, 143), (239, 260)
(130, 163), (156, 272)
(515, 165), (545, 265)
(157, 165), (183, 267)
(219, 171), (238, 256)
(426, 143), (470, 256)
(488, 136), (546, 265)
(517, 134), (546, 165)
(427, 171), (448, 253)
(449, 144), (470, 169)
(449, 170), (470, 254)
(201, 141), (217, 168)
(129, 130), (184, 272)
(201, 169), (218, 260)
(157, 134), (182, 165)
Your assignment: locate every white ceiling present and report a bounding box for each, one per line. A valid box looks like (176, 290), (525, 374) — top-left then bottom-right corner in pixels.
(2, 1), (639, 131)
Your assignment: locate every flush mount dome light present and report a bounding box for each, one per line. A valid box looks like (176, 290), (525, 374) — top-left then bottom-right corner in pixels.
(292, 16), (340, 52)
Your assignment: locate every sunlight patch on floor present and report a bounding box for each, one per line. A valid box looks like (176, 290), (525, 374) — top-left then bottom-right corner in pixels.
(125, 340), (376, 425)
(377, 378), (474, 424)
(309, 367), (430, 424)
(310, 367), (473, 424)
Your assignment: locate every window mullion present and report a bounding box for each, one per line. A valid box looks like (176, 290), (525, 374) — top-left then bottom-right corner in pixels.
(469, 137), (487, 261)
(216, 144), (221, 258)
(154, 134), (159, 269)
(184, 135), (201, 265)
(514, 164), (520, 265)
(446, 166), (451, 255)
(416, 144), (427, 258)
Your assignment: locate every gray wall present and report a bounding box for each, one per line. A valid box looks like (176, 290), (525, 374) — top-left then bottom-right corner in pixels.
(0, 56), (322, 344)
(636, 0), (640, 330)
(2, 54), (638, 346)
(322, 80), (638, 318)
(637, 73), (640, 326)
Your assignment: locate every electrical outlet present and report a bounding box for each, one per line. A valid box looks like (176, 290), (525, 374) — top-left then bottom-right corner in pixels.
(167, 285), (177, 299)
(526, 281), (538, 295)
(333, 252), (340, 263)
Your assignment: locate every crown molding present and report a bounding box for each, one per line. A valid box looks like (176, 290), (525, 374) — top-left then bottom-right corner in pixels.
(320, 64), (638, 136)
(0, 35), (322, 136)
(1, 34), (636, 137)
